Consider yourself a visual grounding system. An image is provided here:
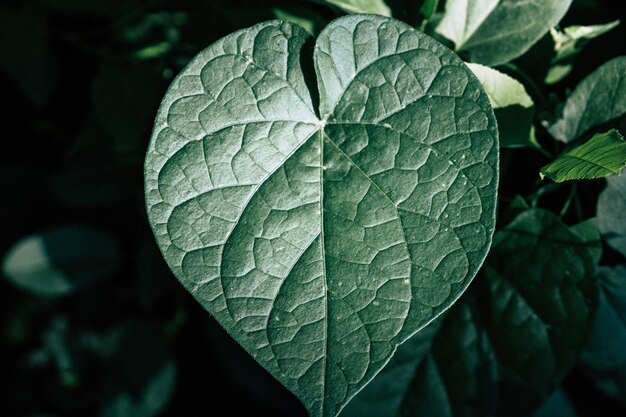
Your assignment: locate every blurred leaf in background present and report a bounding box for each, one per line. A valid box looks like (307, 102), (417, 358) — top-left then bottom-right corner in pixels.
(0, 6), (57, 108)
(2, 226), (120, 297)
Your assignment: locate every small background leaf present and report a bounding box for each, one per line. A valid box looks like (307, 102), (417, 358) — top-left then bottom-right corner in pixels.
(540, 129), (626, 182)
(549, 56), (626, 143)
(2, 226), (121, 297)
(313, 0), (391, 15)
(546, 20), (620, 84)
(596, 173), (626, 258)
(581, 266), (626, 405)
(436, 0), (573, 66)
(467, 63), (536, 148)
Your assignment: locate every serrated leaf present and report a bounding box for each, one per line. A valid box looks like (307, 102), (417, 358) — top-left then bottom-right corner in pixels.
(545, 20), (620, 84)
(540, 129), (626, 182)
(144, 16), (498, 417)
(315, 0), (391, 16)
(435, 0), (573, 66)
(466, 63), (535, 148)
(342, 209), (598, 417)
(2, 226), (120, 297)
(549, 56), (626, 143)
(597, 173), (626, 258)
(581, 265), (626, 405)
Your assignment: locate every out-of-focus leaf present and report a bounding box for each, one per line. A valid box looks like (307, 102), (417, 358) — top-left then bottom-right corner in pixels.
(134, 240), (171, 310)
(570, 218), (602, 264)
(101, 361), (177, 417)
(48, 158), (132, 207)
(545, 20), (620, 84)
(531, 389), (579, 417)
(540, 130), (626, 182)
(99, 322), (177, 417)
(467, 63), (535, 148)
(435, 0), (572, 66)
(343, 209), (598, 417)
(101, 394), (135, 417)
(48, 118), (134, 207)
(470, 209), (597, 415)
(597, 173), (626, 258)
(405, 300), (498, 417)
(273, 6), (330, 35)
(315, 0), (391, 15)
(40, 316), (79, 387)
(499, 195), (530, 227)
(0, 7), (57, 107)
(93, 63), (164, 165)
(2, 226), (120, 297)
(581, 265), (626, 405)
(135, 361), (177, 417)
(145, 17), (498, 417)
(419, 0), (439, 20)
(549, 56), (626, 143)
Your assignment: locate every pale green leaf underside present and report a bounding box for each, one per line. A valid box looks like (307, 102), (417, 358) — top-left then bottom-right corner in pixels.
(466, 63), (532, 109)
(545, 20), (620, 85)
(316, 0), (391, 16)
(549, 56), (626, 143)
(145, 15), (498, 417)
(466, 63), (535, 148)
(436, 0), (573, 66)
(551, 20), (620, 63)
(540, 129), (626, 182)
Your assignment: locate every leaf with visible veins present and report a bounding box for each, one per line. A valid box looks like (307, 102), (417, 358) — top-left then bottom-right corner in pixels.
(144, 16), (498, 417)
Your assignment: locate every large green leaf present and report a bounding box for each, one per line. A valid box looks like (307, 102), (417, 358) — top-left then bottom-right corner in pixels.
(581, 265), (626, 405)
(435, 0), (572, 66)
(549, 56), (626, 143)
(466, 63), (535, 148)
(597, 173), (626, 258)
(144, 16), (498, 417)
(342, 209), (599, 417)
(540, 129), (626, 182)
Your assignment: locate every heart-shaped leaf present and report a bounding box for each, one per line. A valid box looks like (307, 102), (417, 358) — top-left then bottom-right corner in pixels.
(145, 15), (498, 417)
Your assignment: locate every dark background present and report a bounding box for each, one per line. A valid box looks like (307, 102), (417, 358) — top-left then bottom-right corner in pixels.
(1, 1), (625, 416)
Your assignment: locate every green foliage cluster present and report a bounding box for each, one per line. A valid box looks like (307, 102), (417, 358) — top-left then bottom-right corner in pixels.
(1, 1), (626, 416)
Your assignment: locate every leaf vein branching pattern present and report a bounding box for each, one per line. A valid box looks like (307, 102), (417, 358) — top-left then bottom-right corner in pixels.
(145, 16), (498, 417)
